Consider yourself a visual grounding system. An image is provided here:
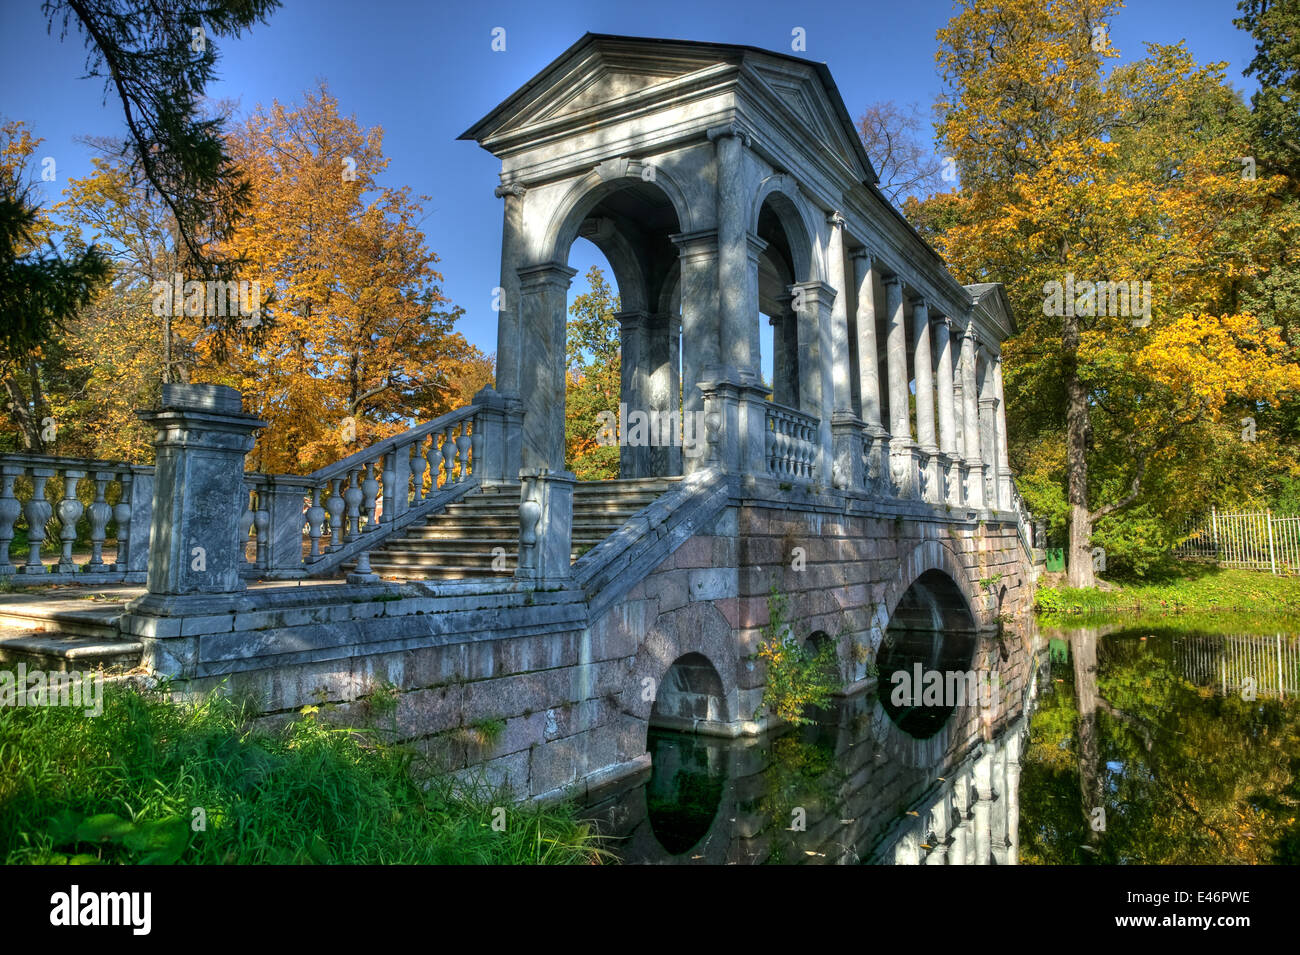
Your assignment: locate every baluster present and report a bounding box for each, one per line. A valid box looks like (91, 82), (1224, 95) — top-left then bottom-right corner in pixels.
(327, 477), (345, 551)
(765, 421), (777, 474)
(307, 486), (326, 559)
(456, 425), (472, 482)
(343, 468), (363, 542)
(469, 415), (482, 480)
(411, 440), (427, 504)
(239, 485), (256, 566)
(55, 470), (85, 574)
(0, 465), (21, 575)
(112, 470), (133, 572)
(87, 471), (113, 571)
(441, 426), (457, 484)
(254, 490), (270, 567)
(381, 452), (396, 523)
(431, 433), (447, 493)
(22, 470), (54, 574)
(361, 459), (379, 532)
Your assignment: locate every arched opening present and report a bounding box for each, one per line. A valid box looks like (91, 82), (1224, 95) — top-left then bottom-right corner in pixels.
(556, 177), (684, 480)
(756, 194), (806, 409)
(650, 651), (729, 729)
(877, 570), (978, 739)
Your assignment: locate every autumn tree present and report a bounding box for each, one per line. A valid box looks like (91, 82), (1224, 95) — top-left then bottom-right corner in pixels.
(565, 265), (621, 480)
(212, 85), (473, 473)
(921, 0), (1300, 585)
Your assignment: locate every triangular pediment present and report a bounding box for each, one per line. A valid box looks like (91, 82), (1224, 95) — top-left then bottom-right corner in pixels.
(534, 66), (684, 123)
(748, 61), (868, 178)
(461, 34), (876, 185)
(461, 36), (740, 147)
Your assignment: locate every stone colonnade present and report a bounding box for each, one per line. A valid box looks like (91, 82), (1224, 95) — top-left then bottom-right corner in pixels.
(491, 144), (1012, 512)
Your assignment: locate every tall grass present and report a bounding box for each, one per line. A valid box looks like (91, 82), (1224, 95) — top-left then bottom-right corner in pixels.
(0, 680), (608, 865)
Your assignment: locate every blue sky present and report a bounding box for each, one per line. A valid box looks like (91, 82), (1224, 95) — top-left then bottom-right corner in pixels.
(0, 0), (1263, 359)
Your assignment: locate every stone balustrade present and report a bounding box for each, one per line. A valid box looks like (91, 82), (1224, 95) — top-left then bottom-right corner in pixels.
(0, 454), (153, 582)
(765, 402), (818, 482)
(239, 397), (518, 580)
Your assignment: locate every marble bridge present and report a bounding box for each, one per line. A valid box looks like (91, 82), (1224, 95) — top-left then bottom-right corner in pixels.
(0, 35), (1044, 863)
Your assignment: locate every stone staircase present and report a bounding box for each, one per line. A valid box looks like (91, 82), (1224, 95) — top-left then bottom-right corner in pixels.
(356, 477), (682, 581)
(0, 589), (141, 672)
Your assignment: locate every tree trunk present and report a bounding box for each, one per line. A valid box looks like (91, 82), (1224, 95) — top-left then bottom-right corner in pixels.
(2, 372), (43, 451)
(1063, 308), (1096, 587)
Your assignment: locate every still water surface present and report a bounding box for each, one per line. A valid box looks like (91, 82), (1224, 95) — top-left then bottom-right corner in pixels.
(588, 616), (1300, 864)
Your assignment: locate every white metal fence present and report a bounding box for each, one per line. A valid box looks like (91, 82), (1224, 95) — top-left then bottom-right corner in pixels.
(1173, 508), (1300, 575)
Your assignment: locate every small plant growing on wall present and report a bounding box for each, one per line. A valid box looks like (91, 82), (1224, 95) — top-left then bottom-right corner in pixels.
(752, 588), (841, 726)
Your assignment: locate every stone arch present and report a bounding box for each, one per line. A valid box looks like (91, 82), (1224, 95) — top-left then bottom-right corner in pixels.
(875, 538), (982, 638)
(542, 163), (695, 268)
(865, 539), (987, 766)
(576, 219), (651, 312)
(751, 175), (821, 285)
(628, 601), (738, 737)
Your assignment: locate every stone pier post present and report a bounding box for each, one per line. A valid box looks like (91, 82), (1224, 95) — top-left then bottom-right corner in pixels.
(515, 469), (575, 585)
(137, 384), (265, 597)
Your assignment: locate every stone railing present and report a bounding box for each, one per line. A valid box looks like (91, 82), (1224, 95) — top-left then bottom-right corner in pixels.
(1008, 482), (1036, 554)
(0, 453), (153, 583)
(765, 402), (818, 482)
(238, 392), (520, 580)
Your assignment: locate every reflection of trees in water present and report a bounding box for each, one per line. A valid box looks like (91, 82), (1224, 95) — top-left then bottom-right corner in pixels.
(758, 725), (845, 864)
(1020, 623), (1300, 864)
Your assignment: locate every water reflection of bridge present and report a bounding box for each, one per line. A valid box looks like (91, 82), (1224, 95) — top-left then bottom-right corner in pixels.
(589, 633), (1047, 864)
(1175, 633), (1300, 699)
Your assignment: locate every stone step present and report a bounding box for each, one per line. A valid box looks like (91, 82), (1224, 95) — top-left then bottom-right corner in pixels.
(381, 537), (608, 554)
(361, 549), (589, 568)
(442, 497), (662, 514)
(0, 601), (126, 641)
(403, 519), (625, 537)
(0, 629), (144, 672)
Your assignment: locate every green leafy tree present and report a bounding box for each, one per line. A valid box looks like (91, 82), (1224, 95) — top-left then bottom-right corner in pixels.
(565, 265), (621, 480)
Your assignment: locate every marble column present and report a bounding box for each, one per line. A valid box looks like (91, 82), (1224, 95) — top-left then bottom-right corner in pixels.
(933, 314), (961, 506)
(979, 345), (1000, 510)
(617, 309), (651, 478)
(852, 249), (888, 494)
(993, 353), (1012, 510)
(771, 293), (800, 406)
(959, 323), (985, 508)
(493, 182), (526, 401)
(708, 123), (758, 381)
(791, 280), (837, 482)
(912, 296), (940, 502)
(647, 313), (681, 477)
(911, 297), (938, 452)
(517, 261), (577, 472)
(671, 230), (721, 428)
(827, 213), (853, 414)
(884, 276), (916, 497)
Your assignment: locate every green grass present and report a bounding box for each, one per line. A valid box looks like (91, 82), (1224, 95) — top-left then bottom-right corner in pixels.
(0, 680), (608, 865)
(1035, 565), (1300, 617)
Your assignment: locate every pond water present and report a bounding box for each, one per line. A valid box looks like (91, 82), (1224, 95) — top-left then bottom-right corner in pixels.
(587, 616), (1300, 864)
